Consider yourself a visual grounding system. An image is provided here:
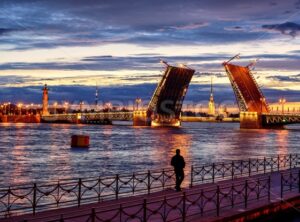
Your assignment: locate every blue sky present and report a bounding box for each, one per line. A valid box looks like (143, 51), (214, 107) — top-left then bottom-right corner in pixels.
(0, 0), (299, 105)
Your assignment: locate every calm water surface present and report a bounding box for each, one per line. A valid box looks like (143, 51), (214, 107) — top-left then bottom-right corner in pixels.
(0, 122), (299, 186)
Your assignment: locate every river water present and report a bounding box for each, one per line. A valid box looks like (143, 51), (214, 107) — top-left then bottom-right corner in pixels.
(0, 122), (299, 187)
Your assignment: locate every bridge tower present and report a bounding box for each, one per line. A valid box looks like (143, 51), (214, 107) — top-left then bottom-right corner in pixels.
(133, 62), (195, 127)
(42, 84), (49, 116)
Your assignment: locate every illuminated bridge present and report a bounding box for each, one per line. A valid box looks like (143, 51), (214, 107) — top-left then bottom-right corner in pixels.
(41, 112), (133, 124)
(223, 55), (300, 129)
(42, 63), (194, 127)
(136, 63), (195, 127)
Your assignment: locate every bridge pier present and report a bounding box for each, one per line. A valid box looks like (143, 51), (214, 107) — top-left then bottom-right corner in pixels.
(240, 112), (263, 129)
(133, 111), (151, 126)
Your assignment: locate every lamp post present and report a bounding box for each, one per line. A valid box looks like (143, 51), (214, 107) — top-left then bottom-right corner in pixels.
(17, 103), (23, 115)
(7, 102), (11, 115)
(3, 103), (7, 115)
(135, 98), (142, 111)
(279, 98), (286, 114)
(53, 102), (58, 114)
(259, 97), (266, 113)
(64, 102), (69, 114)
(30, 103), (34, 114)
(105, 102), (112, 112)
(79, 101), (84, 113)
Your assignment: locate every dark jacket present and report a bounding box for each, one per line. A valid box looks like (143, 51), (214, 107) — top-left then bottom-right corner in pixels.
(171, 155), (185, 171)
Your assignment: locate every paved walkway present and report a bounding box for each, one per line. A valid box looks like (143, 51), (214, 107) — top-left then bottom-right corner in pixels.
(1, 169), (300, 222)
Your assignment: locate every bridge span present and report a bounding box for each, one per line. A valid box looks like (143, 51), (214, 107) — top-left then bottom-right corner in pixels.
(41, 112), (133, 124)
(42, 63), (195, 127)
(223, 55), (300, 129)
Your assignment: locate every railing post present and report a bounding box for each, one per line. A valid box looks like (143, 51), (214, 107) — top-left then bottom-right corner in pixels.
(263, 157), (266, 174)
(245, 180), (248, 209)
(190, 165), (194, 188)
(248, 158), (251, 177)
(216, 185), (220, 216)
(277, 155), (280, 171)
(290, 154), (292, 169)
(182, 192), (186, 222)
(91, 208), (96, 222)
(33, 183), (37, 215)
(143, 199), (147, 222)
(132, 173), (135, 194)
(212, 163), (215, 183)
(7, 187), (11, 216)
(147, 170), (151, 194)
(116, 174), (119, 200)
(162, 169), (165, 189)
(241, 160), (243, 175)
(78, 178), (82, 207)
(231, 161), (234, 180)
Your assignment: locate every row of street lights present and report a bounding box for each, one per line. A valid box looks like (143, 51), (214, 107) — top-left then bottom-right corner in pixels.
(279, 98), (286, 114)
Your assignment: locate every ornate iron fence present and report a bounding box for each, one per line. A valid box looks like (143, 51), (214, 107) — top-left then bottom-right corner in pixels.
(24, 176), (271, 222)
(280, 169), (300, 199)
(190, 154), (299, 186)
(0, 153), (299, 218)
(0, 169), (175, 217)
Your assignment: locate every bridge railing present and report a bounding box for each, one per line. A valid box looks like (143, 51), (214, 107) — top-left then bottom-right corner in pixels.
(0, 154), (299, 217)
(24, 175), (272, 222)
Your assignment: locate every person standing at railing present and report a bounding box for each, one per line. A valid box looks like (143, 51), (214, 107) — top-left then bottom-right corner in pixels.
(171, 149), (186, 191)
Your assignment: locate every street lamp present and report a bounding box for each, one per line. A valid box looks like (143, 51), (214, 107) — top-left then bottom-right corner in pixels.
(7, 102), (11, 115)
(79, 101), (84, 113)
(53, 102), (58, 114)
(135, 98), (142, 111)
(30, 103), (34, 114)
(17, 103), (23, 115)
(64, 102), (69, 114)
(259, 97), (266, 113)
(279, 98), (286, 114)
(105, 102), (112, 112)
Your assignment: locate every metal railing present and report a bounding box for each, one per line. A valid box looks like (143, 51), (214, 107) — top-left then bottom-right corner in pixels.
(281, 169), (300, 199)
(25, 176), (271, 222)
(190, 154), (298, 186)
(0, 154), (299, 218)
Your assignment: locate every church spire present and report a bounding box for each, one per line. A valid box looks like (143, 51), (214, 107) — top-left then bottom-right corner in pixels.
(210, 77), (213, 98)
(95, 83), (99, 111)
(208, 77), (216, 116)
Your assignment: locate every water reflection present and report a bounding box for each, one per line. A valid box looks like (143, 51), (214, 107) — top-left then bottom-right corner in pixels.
(0, 122), (299, 187)
(275, 130), (288, 154)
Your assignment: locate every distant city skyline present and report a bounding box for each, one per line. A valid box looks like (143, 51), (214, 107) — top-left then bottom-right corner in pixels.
(0, 0), (299, 103)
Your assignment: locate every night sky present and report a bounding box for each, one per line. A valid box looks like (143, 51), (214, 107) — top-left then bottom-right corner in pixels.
(0, 0), (299, 105)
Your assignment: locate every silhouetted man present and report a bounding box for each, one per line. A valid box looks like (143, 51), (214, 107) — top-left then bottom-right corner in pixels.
(171, 149), (185, 191)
